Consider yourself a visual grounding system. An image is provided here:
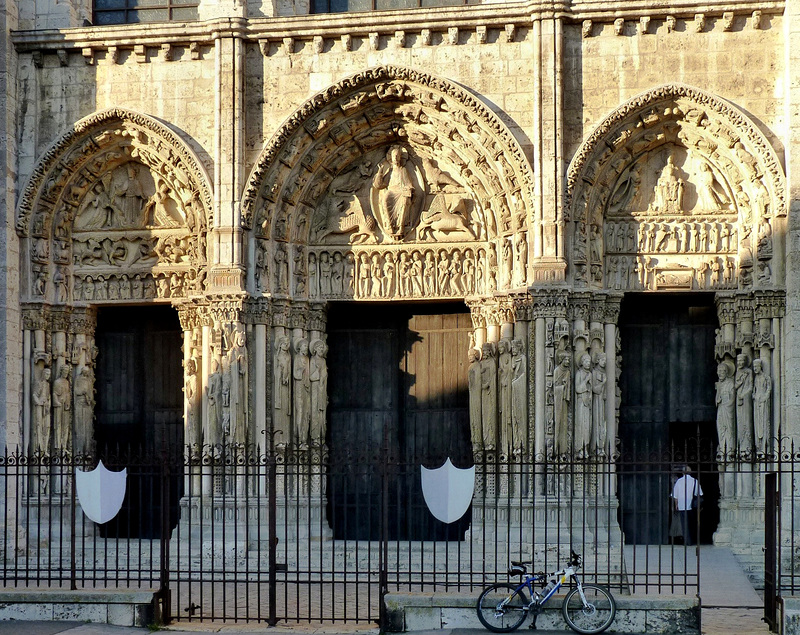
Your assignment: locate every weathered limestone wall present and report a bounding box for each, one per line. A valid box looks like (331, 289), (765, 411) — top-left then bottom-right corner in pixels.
(244, 17), (538, 174)
(1, 0), (21, 448)
(565, 13), (785, 163)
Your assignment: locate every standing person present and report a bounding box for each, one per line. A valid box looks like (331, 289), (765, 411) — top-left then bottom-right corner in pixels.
(671, 466), (703, 546)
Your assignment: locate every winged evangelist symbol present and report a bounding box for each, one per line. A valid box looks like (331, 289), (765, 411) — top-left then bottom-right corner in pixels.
(75, 460), (127, 524)
(420, 457), (475, 524)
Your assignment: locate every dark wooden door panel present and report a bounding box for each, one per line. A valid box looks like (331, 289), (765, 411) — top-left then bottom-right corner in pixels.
(94, 305), (183, 538)
(327, 304), (471, 540)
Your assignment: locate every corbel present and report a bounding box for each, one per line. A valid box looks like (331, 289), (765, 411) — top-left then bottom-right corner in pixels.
(81, 47), (94, 65)
(394, 30), (406, 48)
(160, 43), (173, 61)
(694, 13), (705, 32)
(582, 20), (592, 38)
(134, 44), (147, 63)
(751, 10), (762, 29)
(107, 46), (119, 64)
(341, 34), (352, 51)
(504, 23), (515, 42)
(722, 11), (734, 31)
(420, 29), (432, 46)
(638, 16), (650, 34)
(190, 42), (200, 60)
(313, 35), (324, 54)
(57, 49), (68, 67)
(448, 27), (459, 45)
(369, 32), (379, 50)
(476, 25), (487, 44)
(614, 18), (624, 36)
(32, 51), (44, 68)
(665, 15), (677, 33)
(283, 37), (294, 54)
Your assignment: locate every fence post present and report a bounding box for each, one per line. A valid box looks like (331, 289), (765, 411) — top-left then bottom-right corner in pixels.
(764, 471), (778, 630)
(379, 430), (389, 630)
(268, 446), (278, 626)
(159, 448), (172, 625)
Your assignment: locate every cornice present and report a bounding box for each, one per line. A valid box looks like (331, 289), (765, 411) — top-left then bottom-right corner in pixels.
(10, 0), (782, 50)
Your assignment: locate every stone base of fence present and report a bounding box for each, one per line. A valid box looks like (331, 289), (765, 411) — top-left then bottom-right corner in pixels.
(782, 597), (800, 635)
(0, 590), (160, 626)
(384, 592), (700, 633)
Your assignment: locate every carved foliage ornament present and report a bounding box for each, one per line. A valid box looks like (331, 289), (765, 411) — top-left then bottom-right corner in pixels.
(17, 108), (213, 303)
(242, 66), (534, 246)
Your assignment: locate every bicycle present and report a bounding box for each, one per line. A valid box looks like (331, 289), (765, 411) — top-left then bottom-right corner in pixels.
(476, 551), (616, 635)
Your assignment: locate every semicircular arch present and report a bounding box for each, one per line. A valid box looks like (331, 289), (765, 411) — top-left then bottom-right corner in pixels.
(565, 84), (785, 292)
(17, 108), (214, 306)
(243, 65), (535, 301)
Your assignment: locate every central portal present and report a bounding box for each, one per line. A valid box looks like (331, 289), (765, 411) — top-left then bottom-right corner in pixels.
(326, 303), (472, 540)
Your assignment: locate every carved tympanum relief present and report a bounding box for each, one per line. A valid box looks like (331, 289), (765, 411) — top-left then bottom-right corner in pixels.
(244, 66), (534, 301)
(567, 85), (785, 294)
(18, 109), (212, 306)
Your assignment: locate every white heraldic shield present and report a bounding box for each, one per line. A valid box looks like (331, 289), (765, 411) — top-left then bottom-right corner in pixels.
(420, 457), (475, 524)
(75, 460), (128, 524)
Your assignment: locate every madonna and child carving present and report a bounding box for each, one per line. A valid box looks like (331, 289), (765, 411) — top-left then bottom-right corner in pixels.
(305, 245), (494, 300)
(311, 145), (481, 246)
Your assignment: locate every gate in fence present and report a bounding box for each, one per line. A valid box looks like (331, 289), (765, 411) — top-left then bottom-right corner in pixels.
(0, 441), (798, 625)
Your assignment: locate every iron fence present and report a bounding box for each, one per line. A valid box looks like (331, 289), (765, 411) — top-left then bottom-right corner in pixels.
(0, 440), (798, 625)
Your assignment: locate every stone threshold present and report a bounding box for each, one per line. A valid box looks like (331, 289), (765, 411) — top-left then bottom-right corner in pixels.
(0, 588), (160, 627)
(385, 591), (700, 633)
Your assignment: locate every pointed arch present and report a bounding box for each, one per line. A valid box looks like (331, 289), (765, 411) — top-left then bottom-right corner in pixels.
(16, 108), (213, 304)
(242, 65), (535, 300)
(564, 84), (785, 291)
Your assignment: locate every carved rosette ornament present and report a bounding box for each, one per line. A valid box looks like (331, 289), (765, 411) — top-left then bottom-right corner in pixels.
(242, 66), (534, 302)
(17, 108), (213, 306)
(566, 85), (785, 294)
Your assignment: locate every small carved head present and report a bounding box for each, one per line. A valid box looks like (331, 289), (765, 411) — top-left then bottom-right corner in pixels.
(665, 15), (676, 32)
(511, 339), (524, 356)
(580, 353), (592, 370)
(498, 338), (511, 355)
(736, 353), (750, 368)
(717, 361), (731, 379)
(753, 358), (763, 374)
(594, 352), (606, 367)
(481, 342), (496, 358)
(468, 347), (481, 363)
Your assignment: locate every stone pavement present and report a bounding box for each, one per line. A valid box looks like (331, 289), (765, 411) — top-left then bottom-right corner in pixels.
(0, 626), (649, 635)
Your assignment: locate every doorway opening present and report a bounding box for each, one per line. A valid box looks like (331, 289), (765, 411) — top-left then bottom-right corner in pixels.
(325, 302), (472, 541)
(617, 294), (720, 544)
(94, 305), (184, 538)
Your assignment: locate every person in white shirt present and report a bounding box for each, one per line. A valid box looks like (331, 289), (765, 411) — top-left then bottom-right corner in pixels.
(672, 466), (703, 546)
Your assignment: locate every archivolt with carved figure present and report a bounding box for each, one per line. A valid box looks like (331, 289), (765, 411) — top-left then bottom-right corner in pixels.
(566, 84), (785, 293)
(243, 65), (535, 300)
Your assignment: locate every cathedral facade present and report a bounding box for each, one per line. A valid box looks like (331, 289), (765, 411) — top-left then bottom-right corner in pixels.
(1, 0), (799, 560)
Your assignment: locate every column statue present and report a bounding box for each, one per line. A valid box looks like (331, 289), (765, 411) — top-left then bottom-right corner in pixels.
(715, 361), (736, 457)
(574, 354), (593, 458)
(510, 339), (527, 451)
(592, 352), (607, 456)
(497, 338), (513, 453)
(52, 364), (72, 451)
(734, 353), (754, 457)
(293, 338), (311, 447)
(553, 352), (571, 456)
(468, 347), (483, 449)
(74, 365), (94, 455)
(273, 337), (292, 448)
(206, 358), (222, 446)
(479, 342), (498, 450)
(33, 367), (52, 453)
(752, 358), (771, 455)
(229, 327), (248, 446)
(309, 339), (328, 445)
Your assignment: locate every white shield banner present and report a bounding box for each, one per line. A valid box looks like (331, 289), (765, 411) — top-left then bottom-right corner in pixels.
(420, 458), (475, 524)
(75, 460), (127, 524)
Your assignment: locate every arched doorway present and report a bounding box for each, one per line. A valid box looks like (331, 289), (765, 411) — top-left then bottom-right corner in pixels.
(617, 293), (720, 544)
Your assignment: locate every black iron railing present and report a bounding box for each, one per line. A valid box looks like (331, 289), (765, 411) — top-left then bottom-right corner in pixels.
(0, 440), (798, 625)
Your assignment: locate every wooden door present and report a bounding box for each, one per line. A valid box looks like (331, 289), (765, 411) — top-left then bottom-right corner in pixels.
(618, 294), (718, 544)
(94, 305), (183, 537)
(327, 304), (472, 540)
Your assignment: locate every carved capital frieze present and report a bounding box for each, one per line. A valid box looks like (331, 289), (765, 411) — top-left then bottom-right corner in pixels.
(530, 290), (569, 319)
(511, 293), (533, 321)
(568, 293), (592, 323)
(22, 304), (49, 331)
(753, 289), (786, 320)
(715, 293), (737, 325)
(69, 307), (97, 334)
(242, 297), (274, 325)
(307, 302), (328, 332)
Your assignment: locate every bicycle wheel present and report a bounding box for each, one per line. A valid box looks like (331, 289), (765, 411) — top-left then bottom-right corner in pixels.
(476, 583), (530, 632)
(562, 584), (616, 635)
